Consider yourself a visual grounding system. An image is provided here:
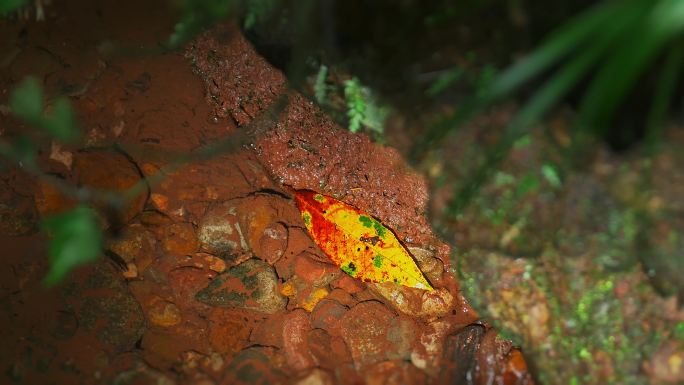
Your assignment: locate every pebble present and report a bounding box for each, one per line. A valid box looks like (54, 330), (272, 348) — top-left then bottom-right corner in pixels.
(148, 299), (182, 327)
(339, 301), (418, 369)
(369, 282), (454, 319)
(195, 259), (286, 314)
(162, 222), (199, 256)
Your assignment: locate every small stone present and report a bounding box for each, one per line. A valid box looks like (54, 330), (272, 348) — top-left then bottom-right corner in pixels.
(280, 275), (331, 312)
(148, 300), (182, 327)
(256, 222), (288, 264)
(163, 222), (199, 256)
(293, 255), (340, 287)
(72, 150), (147, 227)
(150, 193), (170, 212)
(282, 309), (316, 371)
(196, 259), (286, 314)
(364, 360), (428, 385)
(198, 202), (248, 261)
(408, 247), (444, 284)
(340, 301), (418, 369)
(294, 368), (334, 385)
(306, 328), (353, 370)
(222, 347), (287, 385)
(331, 274), (365, 294)
(107, 224), (157, 264)
(301, 287), (330, 312)
(369, 282), (454, 319)
(311, 299), (348, 335)
(122, 262), (138, 278)
(208, 308), (253, 354)
(410, 320), (462, 376)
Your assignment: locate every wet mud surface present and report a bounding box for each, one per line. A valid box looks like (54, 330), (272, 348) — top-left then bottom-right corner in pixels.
(0, 2), (532, 385)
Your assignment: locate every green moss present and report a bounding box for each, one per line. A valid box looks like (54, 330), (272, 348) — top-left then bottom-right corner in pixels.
(373, 254), (384, 268)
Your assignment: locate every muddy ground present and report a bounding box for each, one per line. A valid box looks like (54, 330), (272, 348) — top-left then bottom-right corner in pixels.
(0, 1), (533, 385)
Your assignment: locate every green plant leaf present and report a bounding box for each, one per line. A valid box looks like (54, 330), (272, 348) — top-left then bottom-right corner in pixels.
(42, 206), (103, 286)
(43, 97), (79, 142)
(10, 77), (80, 143)
(10, 77), (44, 125)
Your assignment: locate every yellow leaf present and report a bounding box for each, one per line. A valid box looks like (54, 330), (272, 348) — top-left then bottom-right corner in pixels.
(294, 189), (433, 291)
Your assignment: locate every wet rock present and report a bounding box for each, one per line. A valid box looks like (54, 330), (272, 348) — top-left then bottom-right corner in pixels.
(107, 223), (157, 273)
(199, 202), (250, 261)
(410, 320), (463, 376)
(282, 309), (316, 371)
(294, 368), (334, 385)
(331, 274), (366, 294)
(147, 299), (182, 327)
(307, 328), (353, 370)
(61, 261), (145, 354)
(195, 259), (286, 313)
(339, 301), (418, 369)
(369, 281), (454, 319)
(106, 354), (177, 385)
(187, 24), (286, 124)
(281, 275), (331, 312)
(250, 313), (286, 348)
(440, 324), (486, 383)
(311, 299), (348, 335)
(72, 150), (147, 228)
(408, 247), (444, 284)
(168, 266), (217, 313)
(325, 288), (357, 308)
(141, 320), (211, 370)
(254, 91), (437, 246)
(503, 349), (535, 385)
(208, 308), (254, 354)
(162, 222), (199, 256)
(257, 222), (288, 264)
(221, 346), (287, 385)
(294, 254), (341, 287)
(199, 196), (292, 264)
(364, 360), (428, 385)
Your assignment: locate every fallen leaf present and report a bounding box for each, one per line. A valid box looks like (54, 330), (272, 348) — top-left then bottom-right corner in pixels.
(294, 189), (433, 290)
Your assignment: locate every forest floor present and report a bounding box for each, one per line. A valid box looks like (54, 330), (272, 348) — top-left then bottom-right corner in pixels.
(1, 1), (683, 385)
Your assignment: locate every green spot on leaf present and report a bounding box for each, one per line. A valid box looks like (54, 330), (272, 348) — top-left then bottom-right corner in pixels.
(359, 215), (386, 238)
(373, 221), (386, 238)
(302, 212), (312, 226)
(373, 254), (384, 268)
(314, 194), (325, 202)
(359, 215), (373, 228)
(341, 262), (357, 277)
(42, 205), (102, 286)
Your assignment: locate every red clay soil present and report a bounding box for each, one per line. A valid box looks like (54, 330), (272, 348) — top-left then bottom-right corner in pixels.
(0, 1), (533, 384)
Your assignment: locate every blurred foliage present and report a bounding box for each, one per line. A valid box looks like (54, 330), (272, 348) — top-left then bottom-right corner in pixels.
(410, 0), (684, 218)
(3, 77), (100, 286)
(343, 77), (388, 135)
(41, 206), (102, 286)
(10, 77), (79, 143)
(0, 0), (25, 16)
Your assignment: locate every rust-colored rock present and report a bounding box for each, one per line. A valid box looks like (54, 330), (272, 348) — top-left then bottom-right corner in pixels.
(339, 301), (418, 369)
(162, 222), (199, 256)
(72, 150), (147, 228)
(208, 308), (254, 355)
